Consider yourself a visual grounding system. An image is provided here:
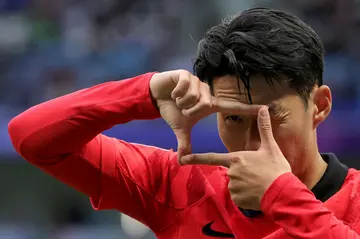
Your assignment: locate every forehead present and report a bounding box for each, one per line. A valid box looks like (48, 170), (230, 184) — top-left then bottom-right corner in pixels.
(212, 75), (290, 105)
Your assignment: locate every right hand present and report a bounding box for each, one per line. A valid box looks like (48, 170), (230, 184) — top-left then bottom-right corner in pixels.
(150, 70), (262, 162)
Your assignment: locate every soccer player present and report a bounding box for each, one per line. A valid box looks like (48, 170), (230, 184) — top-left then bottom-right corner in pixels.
(8, 8), (360, 239)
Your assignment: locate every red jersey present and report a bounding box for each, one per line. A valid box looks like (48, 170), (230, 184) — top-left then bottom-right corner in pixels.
(8, 73), (360, 239)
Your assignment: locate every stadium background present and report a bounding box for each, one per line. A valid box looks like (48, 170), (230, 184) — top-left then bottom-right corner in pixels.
(0, 0), (359, 238)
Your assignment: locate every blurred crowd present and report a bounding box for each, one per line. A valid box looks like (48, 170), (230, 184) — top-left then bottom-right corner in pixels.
(1, 0), (360, 238)
(0, 0), (359, 111)
(0, 0), (222, 112)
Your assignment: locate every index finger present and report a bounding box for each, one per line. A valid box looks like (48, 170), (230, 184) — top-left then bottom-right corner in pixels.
(211, 97), (264, 116)
(180, 153), (232, 168)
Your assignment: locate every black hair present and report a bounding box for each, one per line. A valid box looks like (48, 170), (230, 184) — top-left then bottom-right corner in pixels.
(193, 8), (324, 104)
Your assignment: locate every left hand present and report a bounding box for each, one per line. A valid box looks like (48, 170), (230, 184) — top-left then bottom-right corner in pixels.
(180, 107), (292, 210)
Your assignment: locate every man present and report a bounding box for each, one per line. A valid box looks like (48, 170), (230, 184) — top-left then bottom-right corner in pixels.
(8, 8), (360, 238)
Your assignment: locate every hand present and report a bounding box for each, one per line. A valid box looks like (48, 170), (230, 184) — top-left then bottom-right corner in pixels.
(150, 70), (263, 161)
(180, 107), (292, 210)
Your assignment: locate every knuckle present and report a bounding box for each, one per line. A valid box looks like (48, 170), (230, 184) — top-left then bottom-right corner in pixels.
(226, 170), (236, 179)
(260, 123), (272, 131)
(177, 146), (188, 154)
(203, 83), (211, 90)
(177, 69), (190, 76)
(211, 97), (219, 108)
(201, 98), (212, 108)
(207, 154), (214, 165)
(207, 153), (219, 166)
(179, 76), (191, 85)
(181, 78), (191, 86)
(173, 89), (186, 98)
(188, 92), (200, 102)
(192, 74), (201, 82)
(200, 82), (210, 91)
(229, 155), (241, 163)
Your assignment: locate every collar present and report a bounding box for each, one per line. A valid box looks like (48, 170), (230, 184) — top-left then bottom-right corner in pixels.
(241, 153), (349, 217)
(311, 153), (348, 202)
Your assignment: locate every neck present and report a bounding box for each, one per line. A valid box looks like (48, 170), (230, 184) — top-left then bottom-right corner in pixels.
(298, 152), (328, 190)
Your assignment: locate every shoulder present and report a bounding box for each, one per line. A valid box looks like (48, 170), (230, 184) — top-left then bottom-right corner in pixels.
(344, 168), (360, 184)
(338, 168), (360, 200)
(337, 169), (360, 227)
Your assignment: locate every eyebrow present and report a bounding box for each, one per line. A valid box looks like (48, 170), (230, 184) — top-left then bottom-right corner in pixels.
(267, 103), (287, 115)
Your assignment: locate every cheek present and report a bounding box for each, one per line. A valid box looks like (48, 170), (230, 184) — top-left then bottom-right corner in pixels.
(275, 124), (303, 159)
(217, 114), (246, 151)
(274, 118), (311, 172)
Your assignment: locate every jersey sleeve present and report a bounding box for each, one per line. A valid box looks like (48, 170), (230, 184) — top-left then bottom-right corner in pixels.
(8, 73), (180, 231)
(261, 172), (360, 239)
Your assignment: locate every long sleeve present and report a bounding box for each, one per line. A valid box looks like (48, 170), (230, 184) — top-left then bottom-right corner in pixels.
(8, 73), (180, 231)
(261, 172), (360, 239)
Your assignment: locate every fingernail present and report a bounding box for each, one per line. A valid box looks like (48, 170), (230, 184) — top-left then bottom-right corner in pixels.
(260, 107), (269, 117)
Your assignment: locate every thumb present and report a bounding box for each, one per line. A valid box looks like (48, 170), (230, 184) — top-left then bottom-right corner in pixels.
(258, 107), (276, 149)
(173, 128), (192, 162)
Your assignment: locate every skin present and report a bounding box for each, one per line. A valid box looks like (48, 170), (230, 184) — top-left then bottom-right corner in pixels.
(151, 70), (332, 207)
(213, 75), (331, 190)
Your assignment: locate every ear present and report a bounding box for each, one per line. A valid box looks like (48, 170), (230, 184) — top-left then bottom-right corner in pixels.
(311, 85), (332, 128)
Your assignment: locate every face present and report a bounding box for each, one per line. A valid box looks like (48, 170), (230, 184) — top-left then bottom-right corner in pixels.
(213, 75), (332, 177)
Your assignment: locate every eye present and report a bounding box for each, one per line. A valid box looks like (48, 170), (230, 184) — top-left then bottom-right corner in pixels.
(225, 115), (243, 123)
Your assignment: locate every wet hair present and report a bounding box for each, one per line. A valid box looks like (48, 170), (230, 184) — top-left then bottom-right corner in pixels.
(193, 8), (324, 104)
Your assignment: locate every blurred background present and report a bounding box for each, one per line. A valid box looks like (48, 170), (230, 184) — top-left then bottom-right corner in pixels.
(0, 0), (360, 238)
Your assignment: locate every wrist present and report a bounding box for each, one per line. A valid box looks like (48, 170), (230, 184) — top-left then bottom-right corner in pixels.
(261, 172), (294, 213)
(149, 87), (159, 110)
(149, 72), (163, 101)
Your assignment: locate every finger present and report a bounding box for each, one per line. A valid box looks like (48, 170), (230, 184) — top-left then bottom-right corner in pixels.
(257, 107), (276, 148)
(171, 71), (191, 99)
(182, 83), (212, 117)
(181, 153), (231, 167)
(176, 77), (200, 109)
(212, 98), (264, 116)
(174, 128), (192, 162)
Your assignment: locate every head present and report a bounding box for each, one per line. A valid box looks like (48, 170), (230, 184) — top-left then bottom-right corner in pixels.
(193, 8), (331, 178)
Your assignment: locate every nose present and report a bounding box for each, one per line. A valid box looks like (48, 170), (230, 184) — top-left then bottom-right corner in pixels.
(244, 120), (261, 151)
